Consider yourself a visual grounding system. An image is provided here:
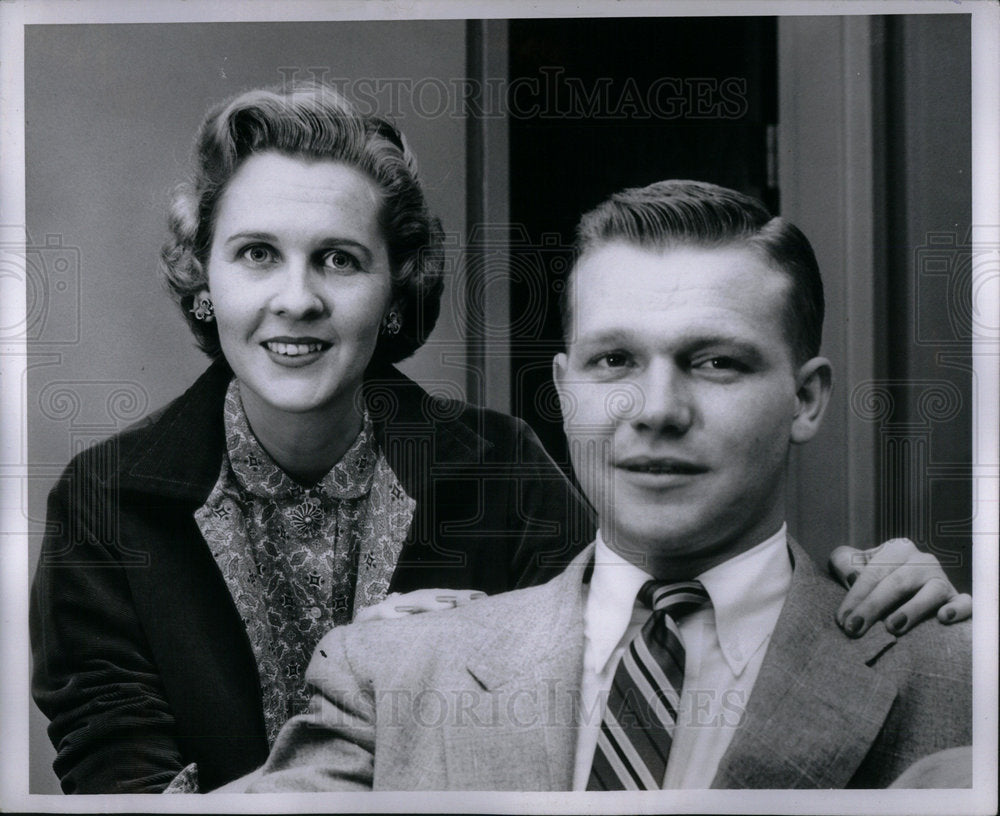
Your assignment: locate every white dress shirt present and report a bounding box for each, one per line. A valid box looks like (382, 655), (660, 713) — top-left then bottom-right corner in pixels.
(572, 526), (793, 789)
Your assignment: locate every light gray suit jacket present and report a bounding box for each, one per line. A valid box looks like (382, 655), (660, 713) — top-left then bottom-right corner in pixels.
(249, 540), (972, 791)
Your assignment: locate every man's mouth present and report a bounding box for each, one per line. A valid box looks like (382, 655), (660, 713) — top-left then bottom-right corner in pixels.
(262, 339), (331, 357)
(615, 457), (707, 475)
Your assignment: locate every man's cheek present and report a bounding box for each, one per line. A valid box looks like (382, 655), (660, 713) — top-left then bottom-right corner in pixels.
(563, 395), (620, 440)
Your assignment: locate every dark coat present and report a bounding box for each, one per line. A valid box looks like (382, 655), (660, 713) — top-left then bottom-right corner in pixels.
(30, 360), (595, 794)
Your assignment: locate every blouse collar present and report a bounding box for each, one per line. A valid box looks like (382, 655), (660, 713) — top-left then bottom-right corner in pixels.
(224, 379), (376, 501)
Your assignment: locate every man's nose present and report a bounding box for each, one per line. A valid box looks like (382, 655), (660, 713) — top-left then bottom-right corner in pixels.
(269, 257), (325, 318)
(631, 361), (693, 434)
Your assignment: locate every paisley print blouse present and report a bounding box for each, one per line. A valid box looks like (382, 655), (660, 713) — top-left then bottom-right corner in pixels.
(194, 379), (415, 746)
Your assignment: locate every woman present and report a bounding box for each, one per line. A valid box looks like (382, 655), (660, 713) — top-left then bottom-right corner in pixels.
(29, 82), (969, 795)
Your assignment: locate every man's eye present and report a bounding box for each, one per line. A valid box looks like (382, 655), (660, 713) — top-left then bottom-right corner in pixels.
(597, 352), (632, 368)
(694, 356), (745, 372)
(322, 250), (360, 271)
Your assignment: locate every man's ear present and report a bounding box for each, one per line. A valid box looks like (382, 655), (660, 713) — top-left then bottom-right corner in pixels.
(552, 352), (570, 426)
(790, 356), (832, 444)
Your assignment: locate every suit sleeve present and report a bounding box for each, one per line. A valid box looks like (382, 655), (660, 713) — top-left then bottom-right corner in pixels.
(30, 456), (186, 794)
(248, 628), (375, 792)
(505, 417), (596, 589)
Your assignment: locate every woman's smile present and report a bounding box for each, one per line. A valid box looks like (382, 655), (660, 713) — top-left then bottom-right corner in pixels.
(262, 337), (333, 363)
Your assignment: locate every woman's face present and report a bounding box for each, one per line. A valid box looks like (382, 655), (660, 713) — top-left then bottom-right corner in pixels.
(206, 151), (393, 422)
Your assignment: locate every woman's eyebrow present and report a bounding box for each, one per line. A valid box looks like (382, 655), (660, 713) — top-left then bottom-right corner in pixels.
(223, 230), (276, 246)
(315, 238), (374, 264)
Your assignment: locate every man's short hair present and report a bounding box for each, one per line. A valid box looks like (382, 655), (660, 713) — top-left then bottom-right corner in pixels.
(562, 179), (825, 365)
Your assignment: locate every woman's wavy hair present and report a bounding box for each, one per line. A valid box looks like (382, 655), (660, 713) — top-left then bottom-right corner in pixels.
(159, 81), (444, 364)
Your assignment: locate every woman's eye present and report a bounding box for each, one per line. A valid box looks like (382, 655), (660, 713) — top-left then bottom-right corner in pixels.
(239, 245), (276, 265)
(323, 250), (359, 271)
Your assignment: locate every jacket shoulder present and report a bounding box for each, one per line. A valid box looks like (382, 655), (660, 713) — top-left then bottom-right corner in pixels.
(365, 364), (547, 458)
(446, 401), (546, 459)
(878, 616), (972, 688)
(314, 576), (567, 683)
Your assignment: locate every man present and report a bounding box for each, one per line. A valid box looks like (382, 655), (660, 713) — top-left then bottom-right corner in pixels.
(244, 180), (971, 791)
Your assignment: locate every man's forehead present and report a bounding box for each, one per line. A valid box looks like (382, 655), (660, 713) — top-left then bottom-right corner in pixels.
(564, 240), (795, 351)
(571, 241), (788, 303)
(576, 237), (765, 271)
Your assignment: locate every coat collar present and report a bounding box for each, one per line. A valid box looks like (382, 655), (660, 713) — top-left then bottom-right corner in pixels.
(711, 537), (899, 788)
(118, 358), (232, 503)
(116, 359), (492, 503)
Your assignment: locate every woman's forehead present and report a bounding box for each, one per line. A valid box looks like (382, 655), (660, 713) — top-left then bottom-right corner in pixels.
(213, 153), (383, 238)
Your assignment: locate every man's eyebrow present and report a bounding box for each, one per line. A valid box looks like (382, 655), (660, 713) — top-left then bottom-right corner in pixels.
(572, 330), (772, 362)
(572, 329), (638, 347)
(679, 335), (769, 362)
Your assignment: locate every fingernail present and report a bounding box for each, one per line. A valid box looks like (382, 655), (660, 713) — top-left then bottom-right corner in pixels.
(889, 612), (907, 632)
(846, 571), (859, 587)
(845, 615), (864, 635)
(944, 607), (956, 621)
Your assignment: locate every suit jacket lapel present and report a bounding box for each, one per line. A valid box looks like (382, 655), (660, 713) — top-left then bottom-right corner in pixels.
(442, 547), (592, 790)
(712, 539), (899, 788)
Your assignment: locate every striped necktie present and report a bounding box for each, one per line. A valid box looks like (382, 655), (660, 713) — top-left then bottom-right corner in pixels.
(587, 579), (710, 790)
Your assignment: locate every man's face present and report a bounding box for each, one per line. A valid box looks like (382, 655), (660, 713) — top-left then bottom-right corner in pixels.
(553, 241), (829, 576)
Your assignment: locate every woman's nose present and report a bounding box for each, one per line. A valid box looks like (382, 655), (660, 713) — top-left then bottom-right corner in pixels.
(269, 258), (325, 318)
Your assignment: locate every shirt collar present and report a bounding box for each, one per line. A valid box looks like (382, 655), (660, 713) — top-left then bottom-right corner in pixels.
(698, 524), (791, 676)
(584, 530), (655, 676)
(585, 525), (791, 677)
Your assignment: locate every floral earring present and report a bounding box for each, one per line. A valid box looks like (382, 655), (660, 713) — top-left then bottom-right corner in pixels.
(190, 291), (215, 322)
(381, 310), (402, 335)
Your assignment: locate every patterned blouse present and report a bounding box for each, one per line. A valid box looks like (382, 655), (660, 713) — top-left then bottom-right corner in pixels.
(194, 379), (416, 746)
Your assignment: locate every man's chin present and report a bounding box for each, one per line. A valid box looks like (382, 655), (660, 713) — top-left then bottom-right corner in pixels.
(606, 509), (742, 562)
(602, 525), (696, 567)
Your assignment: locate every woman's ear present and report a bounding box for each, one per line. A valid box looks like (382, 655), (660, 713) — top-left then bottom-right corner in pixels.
(790, 356), (833, 444)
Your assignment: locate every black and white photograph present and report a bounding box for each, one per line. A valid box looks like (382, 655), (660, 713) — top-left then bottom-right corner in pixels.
(1, 0), (996, 813)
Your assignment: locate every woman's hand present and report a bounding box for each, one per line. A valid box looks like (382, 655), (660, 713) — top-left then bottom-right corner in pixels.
(355, 589), (487, 623)
(828, 538), (972, 637)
